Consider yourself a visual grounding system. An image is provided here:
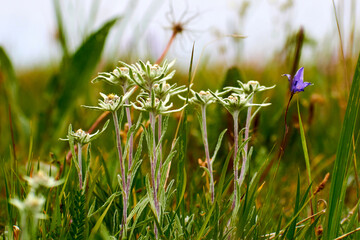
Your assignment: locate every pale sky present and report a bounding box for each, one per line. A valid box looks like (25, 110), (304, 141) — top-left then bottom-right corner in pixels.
(0, 0), (359, 69)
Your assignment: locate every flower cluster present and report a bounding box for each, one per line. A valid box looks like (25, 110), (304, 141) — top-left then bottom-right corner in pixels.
(120, 59), (176, 92)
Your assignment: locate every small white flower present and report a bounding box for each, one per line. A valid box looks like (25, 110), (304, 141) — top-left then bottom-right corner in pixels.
(119, 59), (176, 92)
(10, 191), (45, 217)
(210, 91), (270, 115)
(60, 120), (109, 145)
(92, 66), (134, 92)
(82, 87), (136, 112)
(224, 80), (275, 95)
(23, 170), (64, 189)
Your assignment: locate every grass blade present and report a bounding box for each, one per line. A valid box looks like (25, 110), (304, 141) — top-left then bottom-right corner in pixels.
(325, 53), (360, 239)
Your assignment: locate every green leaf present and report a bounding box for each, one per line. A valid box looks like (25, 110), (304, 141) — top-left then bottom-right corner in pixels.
(0, 47), (30, 136)
(70, 190), (86, 240)
(55, 17), (119, 124)
(325, 53), (360, 239)
(89, 191), (117, 239)
(87, 191), (120, 218)
(211, 129), (227, 163)
(297, 98), (314, 195)
(128, 196), (150, 239)
(53, 0), (69, 57)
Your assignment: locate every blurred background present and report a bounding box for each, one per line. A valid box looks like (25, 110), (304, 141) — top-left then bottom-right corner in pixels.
(1, 0), (359, 68)
(1, 0), (360, 211)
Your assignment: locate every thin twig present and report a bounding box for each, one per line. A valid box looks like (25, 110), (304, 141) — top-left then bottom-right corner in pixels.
(335, 227), (360, 240)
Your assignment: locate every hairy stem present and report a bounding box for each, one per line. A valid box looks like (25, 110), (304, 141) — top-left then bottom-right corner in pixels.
(125, 99), (133, 168)
(124, 98), (133, 215)
(239, 97), (253, 187)
(201, 105), (214, 203)
(112, 111), (127, 225)
(232, 111), (239, 209)
(157, 114), (163, 193)
(77, 142), (83, 190)
(150, 112), (160, 237)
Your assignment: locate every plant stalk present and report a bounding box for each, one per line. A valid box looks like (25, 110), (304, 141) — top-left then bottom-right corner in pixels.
(232, 111), (239, 208)
(150, 111), (160, 237)
(112, 111), (127, 225)
(201, 105), (215, 203)
(124, 99), (133, 215)
(77, 143), (83, 190)
(239, 97), (253, 187)
(157, 114), (163, 193)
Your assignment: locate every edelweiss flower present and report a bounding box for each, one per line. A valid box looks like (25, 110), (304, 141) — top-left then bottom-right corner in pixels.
(82, 87), (136, 112)
(60, 120), (109, 145)
(225, 80), (275, 95)
(120, 60), (176, 92)
(24, 170), (64, 189)
(133, 91), (186, 115)
(210, 91), (270, 115)
(92, 67), (134, 92)
(180, 90), (222, 106)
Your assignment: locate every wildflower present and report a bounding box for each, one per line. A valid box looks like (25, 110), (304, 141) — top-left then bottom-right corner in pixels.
(133, 92), (186, 115)
(82, 87), (136, 112)
(119, 60), (176, 92)
(211, 92), (270, 115)
(282, 67), (312, 93)
(225, 80), (275, 95)
(152, 82), (187, 100)
(10, 191), (46, 218)
(92, 67), (134, 92)
(180, 90), (220, 107)
(60, 121), (109, 145)
(24, 170), (64, 189)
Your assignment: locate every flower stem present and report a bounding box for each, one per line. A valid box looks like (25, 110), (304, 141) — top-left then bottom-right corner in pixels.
(155, 31), (177, 64)
(239, 97), (253, 187)
(150, 111), (160, 237)
(232, 111), (239, 209)
(77, 143), (83, 190)
(112, 111), (127, 226)
(124, 99), (133, 217)
(125, 99), (134, 168)
(201, 105), (214, 203)
(157, 114), (163, 194)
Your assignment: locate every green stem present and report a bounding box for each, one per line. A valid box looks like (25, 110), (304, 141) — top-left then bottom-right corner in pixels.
(77, 142), (83, 190)
(232, 111), (239, 209)
(112, 111), (127, 227)
(201, 105), (214, 203)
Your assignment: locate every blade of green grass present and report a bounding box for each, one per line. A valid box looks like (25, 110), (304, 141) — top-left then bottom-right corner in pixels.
(54, 17), (119, 128)
(89, 192), (117, 239)
(297, 98), (315, 214)
(325, 53), (360, 239)
(53, 0), (69, 58)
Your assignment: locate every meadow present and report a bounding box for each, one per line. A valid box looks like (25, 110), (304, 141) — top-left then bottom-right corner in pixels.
(1, 1), (360, 239)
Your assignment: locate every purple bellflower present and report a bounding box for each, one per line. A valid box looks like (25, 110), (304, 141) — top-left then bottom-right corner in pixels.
(283, 67), (312, 93)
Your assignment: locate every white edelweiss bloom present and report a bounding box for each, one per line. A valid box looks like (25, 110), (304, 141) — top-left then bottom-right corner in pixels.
(119, 59), (176, 92)
(60, 120), (110, 145)
(24, 170), (64, 189)
(224, 80), (275, 95)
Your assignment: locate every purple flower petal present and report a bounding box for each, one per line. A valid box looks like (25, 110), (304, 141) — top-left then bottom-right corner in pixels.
(283, 67), (312, 93)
